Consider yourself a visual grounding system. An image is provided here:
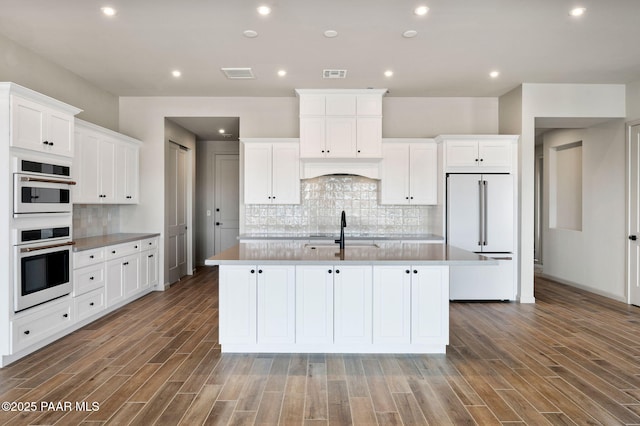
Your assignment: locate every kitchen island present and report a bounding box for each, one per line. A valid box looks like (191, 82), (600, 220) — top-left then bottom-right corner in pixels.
(205, 241), (493, 354)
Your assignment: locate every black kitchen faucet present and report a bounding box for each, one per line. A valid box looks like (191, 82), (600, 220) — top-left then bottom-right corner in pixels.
(335, 210), (346, 249)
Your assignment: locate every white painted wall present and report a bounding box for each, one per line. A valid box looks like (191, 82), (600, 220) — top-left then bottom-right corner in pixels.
(0, 33), (118, 130)
(542, 123), (626, 300)
(501, 83), (626, 303)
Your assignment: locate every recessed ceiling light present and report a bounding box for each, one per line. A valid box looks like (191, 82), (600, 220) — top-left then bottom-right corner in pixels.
(218, 129), (225, 134)
(402, 30), (418, 38)
(414, 6), (429, 16)
(101, 6), (116, 16)
(489, 70), (500, 78)
(277, 69), (287, 77)
(324, 30), (338, 38)
(172, 70), (182, 78)
(569, 7), (586, 17)
(257, 5), (271, 15)
(243, 30), (258, 38)
(384, 70), (394, 77)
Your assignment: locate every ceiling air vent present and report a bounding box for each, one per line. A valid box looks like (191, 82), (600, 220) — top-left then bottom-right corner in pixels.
(323, 69), (347, 79)
(221, 68), (255, 79)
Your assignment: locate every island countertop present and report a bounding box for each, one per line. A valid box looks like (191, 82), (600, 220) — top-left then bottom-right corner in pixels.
(205, 241), (494, 266)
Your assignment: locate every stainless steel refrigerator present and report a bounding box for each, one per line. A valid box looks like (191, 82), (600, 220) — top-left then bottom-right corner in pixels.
(446, 173), (516, 300)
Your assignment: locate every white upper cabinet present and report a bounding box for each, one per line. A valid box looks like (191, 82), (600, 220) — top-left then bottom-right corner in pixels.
(380, 139), (438, 205)
(243, 139), (300, 205)
(74, 119), (141, 204)
(438, 135), (517, 172)
(296, 89), (386, 159)
(10, 92), (81, 158)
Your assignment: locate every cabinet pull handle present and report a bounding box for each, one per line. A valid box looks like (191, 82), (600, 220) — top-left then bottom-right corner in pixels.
(24, 330), (30, 335)
(89, 255), (94, 259)
(90, 302), (95, 306)
(89, 276), (94, 280)
(63, 313), (68, 318)
(148, 254), (153, 258)
(123, 262), (129, 266)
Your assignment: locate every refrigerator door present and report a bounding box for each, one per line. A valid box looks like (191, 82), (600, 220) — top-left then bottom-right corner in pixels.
(482, 174), (514, 253)
(447, 174), (482, 252)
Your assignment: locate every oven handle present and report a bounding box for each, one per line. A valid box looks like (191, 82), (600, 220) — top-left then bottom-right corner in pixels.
(20, 241), (75, 253)
(20, 176), (77, 186)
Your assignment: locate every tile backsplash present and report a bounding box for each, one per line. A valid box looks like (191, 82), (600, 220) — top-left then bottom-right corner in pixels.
(73, 205), (120, 238)
(244, 175), (443, 235)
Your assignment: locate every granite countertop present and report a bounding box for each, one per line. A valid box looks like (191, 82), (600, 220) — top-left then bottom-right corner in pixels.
(205, 241), (493, 266)
(238, 233), (444, 241)
(73, 232), (160, 252)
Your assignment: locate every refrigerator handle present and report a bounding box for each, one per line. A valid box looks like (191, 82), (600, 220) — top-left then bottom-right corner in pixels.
(483, 180), (488, 246)
(478, 180), (484, 246)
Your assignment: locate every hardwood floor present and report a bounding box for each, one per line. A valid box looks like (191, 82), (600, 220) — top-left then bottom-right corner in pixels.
(2, 268), (640, 425)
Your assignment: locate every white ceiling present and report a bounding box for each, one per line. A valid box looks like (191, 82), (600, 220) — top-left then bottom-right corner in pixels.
(1, 0), (640, 98)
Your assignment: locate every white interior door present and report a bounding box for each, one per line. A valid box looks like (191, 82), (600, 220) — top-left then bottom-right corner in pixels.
(214, 154), (239, 254)
(168, 142), (188, 284)
(628, 124), (640, 305)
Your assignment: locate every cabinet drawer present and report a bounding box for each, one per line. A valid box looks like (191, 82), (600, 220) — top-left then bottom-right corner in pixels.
(106, 241), (141, 259)
(12, 299), (73, 352)
(74, 247), (105, 268)
(73, 264), (105, 296)
(75, 289), (105, 321)
(140, 237), (158, 251)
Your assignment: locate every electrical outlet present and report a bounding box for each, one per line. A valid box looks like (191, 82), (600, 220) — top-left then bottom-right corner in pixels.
(206, 210), (211, 217)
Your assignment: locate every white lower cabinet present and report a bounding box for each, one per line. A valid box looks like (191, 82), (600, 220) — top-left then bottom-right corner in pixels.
(219, 266), (257, 344)
(373, 266), (411, 344)
(333, 266), (373, 345)
(219, 263), (449, 353)
(257, 266), (295, 344)
(75, 289), (105, 321)
(295, 266), (334, 345)
(11, 298), (73, 353)
(140, 248), (159, 289)
(106, 254), (140, 306)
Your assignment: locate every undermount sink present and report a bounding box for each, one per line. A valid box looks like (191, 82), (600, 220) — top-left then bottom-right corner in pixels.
(304, 243), (380, 250)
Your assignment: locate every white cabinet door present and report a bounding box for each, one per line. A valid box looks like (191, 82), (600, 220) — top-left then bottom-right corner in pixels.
(105, 259), (125, 307)
(356, 117), (382, 158)
(334, 266), (372, 345)
(122, 254), (140, 297)
(325, 94), (356, 116)
(257, 266), (295, 344)
(409, 143), (438, 205)
(411, 266), (449, 345)
(74, 131), (102, 203)
(115, 142), (139, 203)
(299, 94), (325, 115)
(10, 95), (74, 157)
(271, 143), (300, 204)
(380, 143), (409, 204)
(244, 143), (272, 204)
(373, 266), (411, 344)
(295, 266), (334, 345)
(325, 117), (356, 158)
(140, 249), (159, 289)
(300, 117), (325, 158)
(219, 266), (257, 344)
(445, 140), (479, 168)
(99, 139), (117, 202)
(356, 95), (383, 115)
(46, 109), (74, 157)
(478, 140), (512, 168)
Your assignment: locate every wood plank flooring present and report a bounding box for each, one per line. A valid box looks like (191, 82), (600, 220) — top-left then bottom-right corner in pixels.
(1, 268), (640, 425)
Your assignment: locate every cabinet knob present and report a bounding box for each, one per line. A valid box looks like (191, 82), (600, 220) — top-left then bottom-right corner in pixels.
(258, 269), (263, 274)
(24, 330), (30, 335)
(406, 197), (409, 200)
(410, 196), (414, 200)
(480, 158), (484, 162)
(112, 250), (116, 254)
(475, 158), (479, 162)
(335, 269), (340, 274)
(216, 222), (222, 226)
(89, 302), (95, 306)
(321, 150), (325, 153)
(357, 150), (361, 153)
(328, 269), (332, 274)
(250, 269), (255, 274)
(89, 276), (94, 280)
(327, 150), (330, 153)
(63, 313), (68, 318)
(413, 270), (418, 274)
(405, 269), (410, 274)
(134, 245), (138, 249)
(89, 255), (94, 259)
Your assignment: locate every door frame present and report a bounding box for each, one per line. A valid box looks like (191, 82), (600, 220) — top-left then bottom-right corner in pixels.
(626, 119), (640, 304)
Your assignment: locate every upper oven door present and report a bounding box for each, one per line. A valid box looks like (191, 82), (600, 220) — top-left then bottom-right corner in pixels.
(14, 174), (76, 214)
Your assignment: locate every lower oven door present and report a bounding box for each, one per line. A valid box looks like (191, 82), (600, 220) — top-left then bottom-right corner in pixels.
(15, 240), (74, 312)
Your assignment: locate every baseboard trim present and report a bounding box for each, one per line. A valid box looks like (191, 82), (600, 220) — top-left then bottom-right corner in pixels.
(536, 273), (626, 303)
